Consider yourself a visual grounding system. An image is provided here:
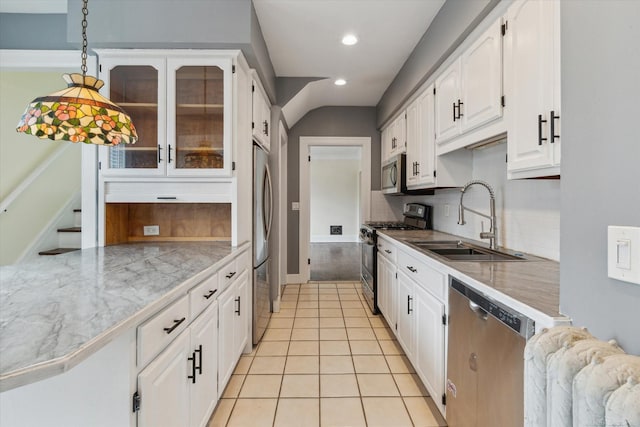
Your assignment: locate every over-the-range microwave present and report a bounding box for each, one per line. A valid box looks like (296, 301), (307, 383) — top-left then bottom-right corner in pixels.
(381, 153), (406, 195)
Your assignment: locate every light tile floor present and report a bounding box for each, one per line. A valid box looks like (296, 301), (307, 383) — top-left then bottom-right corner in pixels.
(207, 281), (447, 427)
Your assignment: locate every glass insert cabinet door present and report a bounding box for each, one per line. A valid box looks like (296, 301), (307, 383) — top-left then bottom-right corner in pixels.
(166, 56), (232, 177)
(100, 57), (166, 176)
(98, 54), (232, 177)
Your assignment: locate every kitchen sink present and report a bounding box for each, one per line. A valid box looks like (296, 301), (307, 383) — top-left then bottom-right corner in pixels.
(408, 240), (527, 262)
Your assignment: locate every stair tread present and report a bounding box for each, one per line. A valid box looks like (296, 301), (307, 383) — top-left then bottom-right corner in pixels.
(39, 248), (80, 256)
(57, 227), (82, 233)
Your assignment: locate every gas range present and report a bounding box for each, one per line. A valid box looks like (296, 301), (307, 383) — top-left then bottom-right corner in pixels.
(360, 203), (432, 314)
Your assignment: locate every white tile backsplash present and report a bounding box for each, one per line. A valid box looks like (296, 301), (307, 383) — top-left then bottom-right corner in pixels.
(398, 143), (561, 260)
(370, 191), (404, 221)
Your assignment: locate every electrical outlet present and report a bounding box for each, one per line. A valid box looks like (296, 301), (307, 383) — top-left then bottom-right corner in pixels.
(143, 225), (160, 236)
(444, 204), (450, 217)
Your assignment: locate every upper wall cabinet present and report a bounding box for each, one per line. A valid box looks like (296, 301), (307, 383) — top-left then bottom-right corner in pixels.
(382, 112), (407, 162)
(505, 0), (561, 178)
(435, 19), (503, 146)
(96, 50), (234, 178)
(406, 86), (436, 188)
(251, 73), (271, 152)
(406, 84), (472, 191)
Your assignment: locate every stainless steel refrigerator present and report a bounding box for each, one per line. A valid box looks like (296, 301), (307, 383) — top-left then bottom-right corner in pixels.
(253, 143), (273, 344)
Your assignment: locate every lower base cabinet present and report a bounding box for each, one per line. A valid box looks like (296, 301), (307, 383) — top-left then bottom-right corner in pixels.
(137, 301), (218, 427)
(218, 270), (250, 395)
(396, 271), (416, 361)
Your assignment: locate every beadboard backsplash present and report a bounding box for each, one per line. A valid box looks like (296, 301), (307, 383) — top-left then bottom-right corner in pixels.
(382, 143), (561, 261)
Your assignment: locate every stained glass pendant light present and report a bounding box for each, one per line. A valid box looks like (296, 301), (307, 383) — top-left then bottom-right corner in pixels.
(16, 0), (137, 145)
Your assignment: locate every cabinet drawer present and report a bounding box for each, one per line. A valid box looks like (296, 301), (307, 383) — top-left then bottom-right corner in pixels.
(190, 273), (219, 320)
(377, 237), (397, 263)
(138, 294), (190, 367)
(397, 249), (446, 301)
(219, 259), (240, 293)
(104, 181), (233, 203)
(235, 249), (251, 274)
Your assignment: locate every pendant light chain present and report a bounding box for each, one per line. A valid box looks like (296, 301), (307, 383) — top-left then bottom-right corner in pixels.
(81, 0), (89, 77)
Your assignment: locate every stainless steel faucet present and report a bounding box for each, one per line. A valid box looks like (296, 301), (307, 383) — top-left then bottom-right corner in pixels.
(458, 180), (498, 249)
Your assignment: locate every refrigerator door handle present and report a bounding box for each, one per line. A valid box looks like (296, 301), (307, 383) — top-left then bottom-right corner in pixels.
(264, 162), (274, 241)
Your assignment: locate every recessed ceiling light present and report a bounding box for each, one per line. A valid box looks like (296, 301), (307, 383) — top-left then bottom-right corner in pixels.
(334, 78), (347, 86)
(342, 34), (358, 46)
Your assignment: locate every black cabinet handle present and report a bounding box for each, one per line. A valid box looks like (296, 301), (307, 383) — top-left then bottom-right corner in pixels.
(168, 145), (173, 164)
(204, 289), (217, 300)
(225, 271), (236, 279)
(163, 317), (186, 334)
(416, 162), (420, 175)
(452, 102), (457, 122)
(187, 352), (197, 384)
(385, 249), (392, 254)
(157, 196), (177, 200)
(235, 296), (241, 315)
(538, 114), (548, 145)
(550, 110), (560, 143)
(457, 99), (464, 118)
(407, 266), (417, 273)
(263, 120), (269, 136)
(407, 295), (413, 314)
(195, 345), (203, 375)
(157, 145), (162, 164)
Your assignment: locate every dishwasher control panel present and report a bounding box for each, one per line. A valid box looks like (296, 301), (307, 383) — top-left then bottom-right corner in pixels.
(450, 277), (535, 339)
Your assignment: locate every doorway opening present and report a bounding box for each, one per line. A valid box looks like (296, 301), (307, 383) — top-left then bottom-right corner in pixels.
(309, 146), (361, 281)
(299, 137), (371, 283)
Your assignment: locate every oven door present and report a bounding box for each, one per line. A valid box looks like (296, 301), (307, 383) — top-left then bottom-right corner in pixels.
(360, 238), (378, 314)
(381, 154), (406, 195)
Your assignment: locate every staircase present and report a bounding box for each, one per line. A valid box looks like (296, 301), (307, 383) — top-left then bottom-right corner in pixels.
(38, 209), (82, 256)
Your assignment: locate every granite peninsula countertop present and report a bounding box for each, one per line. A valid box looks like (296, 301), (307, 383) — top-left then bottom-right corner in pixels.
(0, 241), (249, 391)
(377, 229), (566, 325)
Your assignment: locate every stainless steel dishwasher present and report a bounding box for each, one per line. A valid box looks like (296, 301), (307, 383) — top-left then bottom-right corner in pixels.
(446, 277), (535, 427)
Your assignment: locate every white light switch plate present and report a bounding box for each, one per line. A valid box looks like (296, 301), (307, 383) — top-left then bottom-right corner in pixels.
(608, 226), (640, 285)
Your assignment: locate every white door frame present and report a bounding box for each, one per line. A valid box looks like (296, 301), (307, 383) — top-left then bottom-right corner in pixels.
(277, 121), (288, 301)
(299, 136), (371, 283)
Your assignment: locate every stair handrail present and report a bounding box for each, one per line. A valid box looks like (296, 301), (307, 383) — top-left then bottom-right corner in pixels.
(0, 143), (72, 215)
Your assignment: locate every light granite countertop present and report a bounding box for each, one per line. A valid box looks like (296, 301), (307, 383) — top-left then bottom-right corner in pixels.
(0, 241), (249, 392)
(377, 230), (567, 326)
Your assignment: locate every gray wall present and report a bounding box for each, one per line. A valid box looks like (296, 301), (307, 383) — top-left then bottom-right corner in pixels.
(287, 106), (380, 274)
(1, 1), (277, 101)
(0, 14), (71, 49)
(560, 1), (640, 355)
(376, 0), (499, 127)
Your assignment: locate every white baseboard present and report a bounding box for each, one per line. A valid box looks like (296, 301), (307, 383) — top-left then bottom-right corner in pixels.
(286, 274), (303, 284)
(311, 234), (359, 243)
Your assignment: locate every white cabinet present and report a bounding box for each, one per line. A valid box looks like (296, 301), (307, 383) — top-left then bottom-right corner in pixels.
(505, 0), (561, 178)
(414, 284), (446, 416)
(189, 302), (219, 427)
(391, 245), (448, 416)
(435, 59), (462, 144)
(96, 50), (235, 178)
(251, 75), (271, 152)
(137, 301), (219, 427)
(382, 112), (407, 162)
(396, 270), (416, 362)
(137, 329), (191, 427)
(435, 19), (503, 145)
(406, 86), (436, 188)
(377, 247), (397, 329)
(218, 269), (250, 395)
